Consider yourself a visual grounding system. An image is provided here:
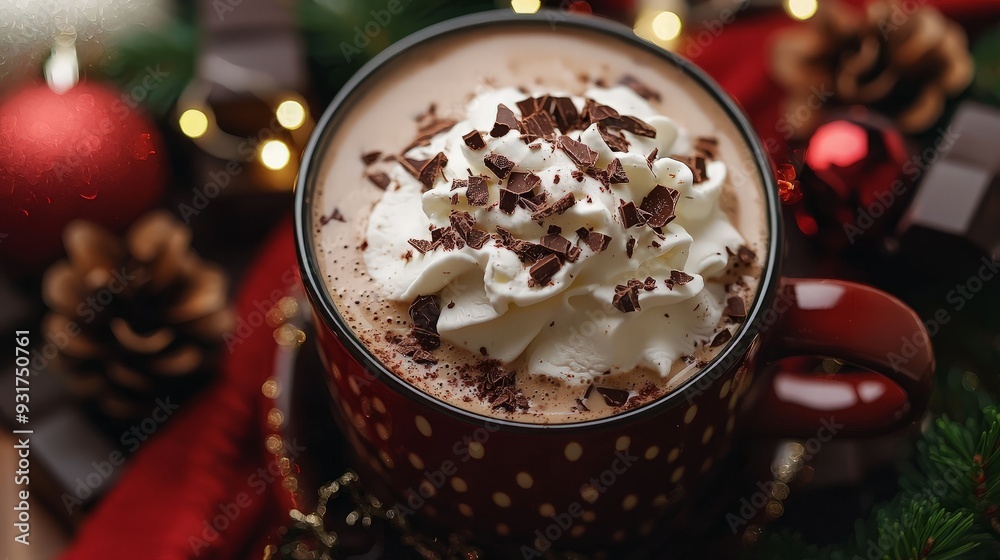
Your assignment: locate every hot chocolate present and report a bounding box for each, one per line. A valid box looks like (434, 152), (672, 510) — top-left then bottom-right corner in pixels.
(310, 24), (767, 423)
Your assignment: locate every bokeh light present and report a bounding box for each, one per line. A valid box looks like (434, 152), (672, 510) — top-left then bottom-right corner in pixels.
(276, 99), (307, 130)
(511, 0), (541, 14)
(785, 0), (818, 21)
(178, 109), (209, 139)
(259, 140), (291, 170)
(651, 11), (683, 41)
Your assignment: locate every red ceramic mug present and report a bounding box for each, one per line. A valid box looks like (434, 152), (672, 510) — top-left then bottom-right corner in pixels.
(294, 11), (933, 556)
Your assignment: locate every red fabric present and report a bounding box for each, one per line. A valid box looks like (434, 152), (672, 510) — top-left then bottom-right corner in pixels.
(60, 3), (1000, 559)
(60, 222), (296, 560)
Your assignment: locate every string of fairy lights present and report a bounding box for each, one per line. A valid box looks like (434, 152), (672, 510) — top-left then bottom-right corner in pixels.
(169, 0), (819, 182)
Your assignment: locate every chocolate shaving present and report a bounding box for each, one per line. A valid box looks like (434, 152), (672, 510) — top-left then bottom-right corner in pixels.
(418, 152), (448, 188)
(476, 360), (528, 411)
(586, 167), (610, 187)
(639, 185), (681, 228)
(606, 115), (657, 138)
(367, 172), (391, 190)
(643, 276), (657, 291)
(408, 239), (432, 253)
(530, 193), (576, 221)
(619, 75), (661, 102)
(558, 135), (598, 170)
(522, 111), (558, 140)
(319, 208), (345, 226)
(670, 270), (694, 285)
(466, 175), (489, 206)
(465, 229), (490, 250)
(361, 151), (381, 165)
(434, 227), (465, 251)
(646, 148), (659, 170)
(449, 211), (490, 250)
(411, 349), (437, 365)
(451, 178), (468, 191)
(571, 170), (585, 182)
(529, 254), (562, 286)
(484, 152), (514, 179)
(692, 156), (708, 184)
(618, 200), (649, 229)
(695, 136), (718, 159)
(595, 386), (630, 407)
(737, 245), (756, 265)
(507, 171), (541, 195)
(725, 296), (746, 319)
(625, 236), (636, 258)
(450, 193), (460, 205)
(551, 97), (580, 131)
(402, 157), (429, 178)
(607, 158), (629, 184)
(499, 189), (519, 215)
(612, 283), (640, 313)
(580, 230), (611, 253)
(408, 295), (442, 350)
(515, 98), (534, 117)
(711, 329), (733, 347)
(539, 233), (573, 257)
(548, 225), (562, 235)
(463, 130), (486, 151)
(490, 104), (520, 137)
(409, 118), (458, 150)
(599, 127), (630, 152)
(582, 99), (620, 122)
(449, 210), (475, 237)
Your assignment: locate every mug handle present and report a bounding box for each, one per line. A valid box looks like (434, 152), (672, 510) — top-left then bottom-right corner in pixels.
(743, 278), (934, 437)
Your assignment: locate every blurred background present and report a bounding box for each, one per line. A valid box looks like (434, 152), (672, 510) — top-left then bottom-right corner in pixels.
(1, 0), (999, 559)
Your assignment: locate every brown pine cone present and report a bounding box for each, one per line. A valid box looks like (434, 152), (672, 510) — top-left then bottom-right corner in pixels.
(41, 211), (234, 420)
(771, 0), (973, 135)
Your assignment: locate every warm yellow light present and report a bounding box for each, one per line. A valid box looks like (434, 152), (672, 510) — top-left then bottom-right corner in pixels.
(651, 11), (683, 41)
(276, 100), (307, 130)
(785, 0), (818, 21)
(179, 109), (209, 139)
(511, 0), (541, 14)
(259, 140), (291, 170)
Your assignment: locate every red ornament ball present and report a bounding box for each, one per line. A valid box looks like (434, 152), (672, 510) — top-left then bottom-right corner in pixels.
(0, 81), (166, 272)
(798, 109), (911, 245)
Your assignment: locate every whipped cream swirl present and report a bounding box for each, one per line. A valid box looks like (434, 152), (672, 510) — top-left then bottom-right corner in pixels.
(364, 86), (744, 384)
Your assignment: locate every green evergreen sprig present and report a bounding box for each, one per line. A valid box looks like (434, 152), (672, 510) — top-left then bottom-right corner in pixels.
(750, 406), (1000, 560)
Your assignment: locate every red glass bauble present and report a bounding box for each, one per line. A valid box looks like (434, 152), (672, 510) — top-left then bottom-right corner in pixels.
(0, 81), (166, 273)
(798, 109), (911, 247)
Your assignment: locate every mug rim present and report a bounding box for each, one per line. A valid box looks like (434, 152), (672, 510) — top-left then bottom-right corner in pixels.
(294, 9), (783, 433)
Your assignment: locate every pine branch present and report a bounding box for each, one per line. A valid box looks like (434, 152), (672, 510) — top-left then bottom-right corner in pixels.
(748, 405), (1000, 559)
